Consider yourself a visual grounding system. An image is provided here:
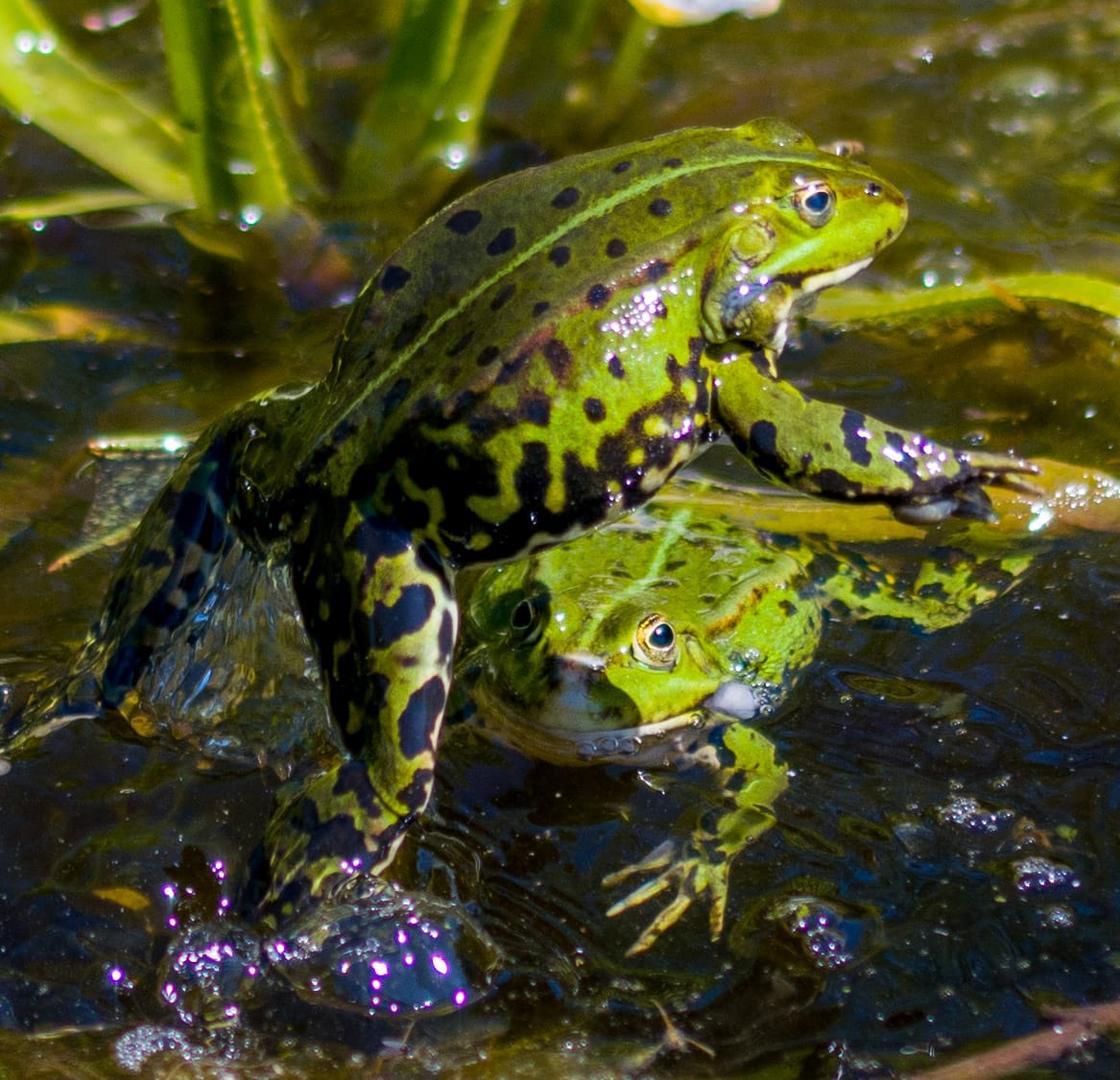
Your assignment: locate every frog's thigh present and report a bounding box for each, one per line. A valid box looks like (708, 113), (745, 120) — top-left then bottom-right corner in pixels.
(713, 361), (972, 502)
(102, 440), (234, 706)
(292, 510), (457, 819)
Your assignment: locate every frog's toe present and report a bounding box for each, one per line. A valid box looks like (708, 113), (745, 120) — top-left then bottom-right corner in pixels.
(965, 450), (1041, 482)
(604, 843), (730, 956)
(601, 839), (675, 890)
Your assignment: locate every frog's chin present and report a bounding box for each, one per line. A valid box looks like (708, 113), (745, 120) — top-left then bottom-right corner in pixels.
(474, 679), (761, 767)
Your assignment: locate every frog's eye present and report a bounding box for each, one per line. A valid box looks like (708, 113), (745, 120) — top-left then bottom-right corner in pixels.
(793, 182), (835, 227)
(509, 596), (544, 644)
(633, 614), (678, 669)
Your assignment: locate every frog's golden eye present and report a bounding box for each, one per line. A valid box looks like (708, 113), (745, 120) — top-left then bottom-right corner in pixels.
(633, 613), (678, 669)
(793, 182), (835, 227)
(509, 596), (544, 644)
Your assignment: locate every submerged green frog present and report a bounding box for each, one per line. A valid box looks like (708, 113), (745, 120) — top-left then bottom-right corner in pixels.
(458, 479), (1034, 953)
(93, 118), (1034, 924)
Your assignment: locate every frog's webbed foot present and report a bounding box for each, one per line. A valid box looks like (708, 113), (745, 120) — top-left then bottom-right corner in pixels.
(603, 836), (731, 957)
(262, 762), (416, 918)
(892, 454), (1042, 526)
(604, 726), (786, 955)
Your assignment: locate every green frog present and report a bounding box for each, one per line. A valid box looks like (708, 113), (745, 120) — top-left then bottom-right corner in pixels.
(457, 478), (1035, 954)
(91, 118), (1034, 925)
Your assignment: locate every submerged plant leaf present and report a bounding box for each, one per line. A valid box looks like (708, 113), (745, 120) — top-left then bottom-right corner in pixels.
(0, 0), (190, 205)
(0, 304), (158, 346)
(813, 273), (1120, 327)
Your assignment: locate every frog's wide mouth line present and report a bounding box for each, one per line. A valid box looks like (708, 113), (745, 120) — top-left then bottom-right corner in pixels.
(473, 685), (736, 766)
(798, 255), (872, 296)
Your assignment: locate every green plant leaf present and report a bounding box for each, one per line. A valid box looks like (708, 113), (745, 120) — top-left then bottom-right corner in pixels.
(0, 0), (191, 204)
(0, 188), (161, 222)
(157, 0), (317, 218)
(813, 273), (1120, 326)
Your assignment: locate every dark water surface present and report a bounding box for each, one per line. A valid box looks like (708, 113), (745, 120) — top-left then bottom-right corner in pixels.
(2, 0), (1120, 1075)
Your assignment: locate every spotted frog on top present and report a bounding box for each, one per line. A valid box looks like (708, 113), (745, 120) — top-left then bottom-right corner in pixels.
(458, 478), (1035, 954)
(93, 119), (1035, 923)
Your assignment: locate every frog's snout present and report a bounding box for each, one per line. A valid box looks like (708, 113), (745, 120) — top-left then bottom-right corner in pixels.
(703, 680), (759, 721)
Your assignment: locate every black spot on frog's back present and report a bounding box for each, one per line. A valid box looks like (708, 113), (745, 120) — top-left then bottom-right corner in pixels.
(587, 283), (612, 308)
(446, 208), (483, 235)
(487, 227), (516, 256)
(490, 282), (516, 311)
(543, 338), (573, 381)
(551, 186), (580, 209)
(393, 312), (426, 351)
(381, 265), (411, 293)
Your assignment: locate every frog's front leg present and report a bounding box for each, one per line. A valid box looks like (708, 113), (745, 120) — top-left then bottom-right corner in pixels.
(604, 725), (788, 956)
(713, 358), (1038, 525)
(263, 504), (457, 918)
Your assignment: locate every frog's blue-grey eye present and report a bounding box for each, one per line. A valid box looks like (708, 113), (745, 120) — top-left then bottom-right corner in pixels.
(634, 613), (678, 668)
(793, 183), (835, 227)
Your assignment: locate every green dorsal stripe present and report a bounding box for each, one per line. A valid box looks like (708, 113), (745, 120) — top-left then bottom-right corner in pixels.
(578, 507), (694, 646)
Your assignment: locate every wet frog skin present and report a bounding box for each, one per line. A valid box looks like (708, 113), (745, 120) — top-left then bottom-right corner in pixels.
(91, 118), (1034, 925)
(458, 479), (1034, 953)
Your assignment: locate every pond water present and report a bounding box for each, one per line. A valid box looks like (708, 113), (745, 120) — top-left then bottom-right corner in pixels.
(1, 0), (1120, 1075)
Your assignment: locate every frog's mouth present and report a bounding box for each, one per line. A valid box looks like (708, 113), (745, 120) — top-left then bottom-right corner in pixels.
(472, 672), (762, 768)
(795, 255), (873, 298)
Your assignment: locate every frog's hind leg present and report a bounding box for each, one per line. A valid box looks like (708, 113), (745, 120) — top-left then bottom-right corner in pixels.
(263, 507), (457, 917)
(99, 436), (236, 707)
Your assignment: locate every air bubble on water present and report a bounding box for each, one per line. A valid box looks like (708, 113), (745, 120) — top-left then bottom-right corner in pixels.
(1013, 856), (1079, 896)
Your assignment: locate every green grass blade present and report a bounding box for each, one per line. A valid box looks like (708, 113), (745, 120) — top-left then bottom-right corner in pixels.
(0, 188), (162, 222)
(813, 273), (1120, 326)
(419, 0), (525, 174)
(157, 0), (316, 218)
(0, 0), (190, 204)
(340, 0), (470, 205)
